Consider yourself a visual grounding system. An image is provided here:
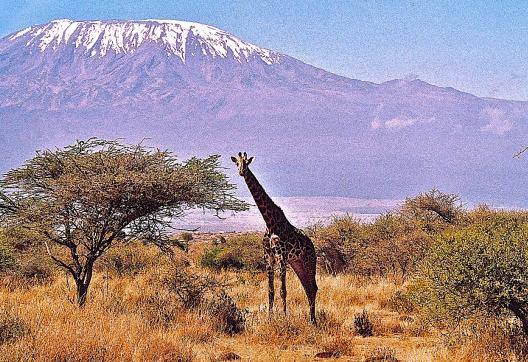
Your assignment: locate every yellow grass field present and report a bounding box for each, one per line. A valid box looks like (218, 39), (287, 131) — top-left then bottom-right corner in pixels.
(0, 241), (517, 361)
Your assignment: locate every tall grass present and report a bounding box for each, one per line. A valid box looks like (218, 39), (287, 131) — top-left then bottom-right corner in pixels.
(0, 241), (519, 361)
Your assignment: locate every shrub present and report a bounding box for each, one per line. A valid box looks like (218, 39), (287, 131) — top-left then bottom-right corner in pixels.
(201, 247), (244, 270)
(414, 210), (528, 335)
(99, 243), (158, 277)
(0, 309), (28, 345)
(200, 247), (221, 269)
(0, 242), (15, 273)
(354, 309), (373, 337)
(0, 226), (46, 252)
(312, 212), (430, 278)
(399, 188), (462, 233)
(206, 291), (247, 335)
(133, 293), (179, 326)
(15, 255), (54, 286)
(357, 214), (431, 279)
(200, 233), (266, 271)
(162, 269), (223, 309)
(317, 215), (366, 245)
(0, 229), (53, 286)
(463, 205), (528, 226)
(435, 317), (528, 361)
(312, 215), (368, 275)
(316, 239), (348, 276)
(179, 232), (194, 242)
(213, 235), (227, 245)
(167, 233), (193, 252)
(386, 290), (415, 313)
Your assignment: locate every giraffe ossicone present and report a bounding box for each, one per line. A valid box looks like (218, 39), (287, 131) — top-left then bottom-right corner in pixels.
(231, 152), (318, 324)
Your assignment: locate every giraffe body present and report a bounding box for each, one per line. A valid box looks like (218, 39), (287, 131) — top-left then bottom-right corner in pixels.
(231, 152), (318, 323)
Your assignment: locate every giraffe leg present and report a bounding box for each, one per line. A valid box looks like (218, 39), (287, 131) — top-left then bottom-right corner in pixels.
(309, 286), (317, 325)
(290, 259), (318, 324)
(263, 235), (275, 316)
(267, 253), (275, 315)
(279, 254), (287, 316)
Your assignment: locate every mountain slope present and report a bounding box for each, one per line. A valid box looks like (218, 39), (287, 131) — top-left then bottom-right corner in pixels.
(1, 19), (527, 206)
(0, 19), (364, 110)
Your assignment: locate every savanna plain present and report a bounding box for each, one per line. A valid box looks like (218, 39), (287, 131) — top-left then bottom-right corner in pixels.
(2, 208), (528, 362)
(1, 141), (527, 362)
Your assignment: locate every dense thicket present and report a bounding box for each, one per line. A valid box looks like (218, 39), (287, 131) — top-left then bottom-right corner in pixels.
(308, 189), (461, 279)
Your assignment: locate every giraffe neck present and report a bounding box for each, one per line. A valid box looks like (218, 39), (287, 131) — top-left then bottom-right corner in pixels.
(243, 169), (290, 230)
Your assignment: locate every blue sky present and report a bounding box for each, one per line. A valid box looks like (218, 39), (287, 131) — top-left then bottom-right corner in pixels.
(1, 1), (527, 100)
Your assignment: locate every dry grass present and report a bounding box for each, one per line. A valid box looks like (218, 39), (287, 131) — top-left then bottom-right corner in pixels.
(0, 242), (516, 361)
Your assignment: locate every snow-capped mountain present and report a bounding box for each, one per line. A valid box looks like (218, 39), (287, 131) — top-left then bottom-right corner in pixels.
(6, 19), (279, 63)
(1, 19), (528, 206)
(0, 19), (293, 109)
(0, 19), (360, 110)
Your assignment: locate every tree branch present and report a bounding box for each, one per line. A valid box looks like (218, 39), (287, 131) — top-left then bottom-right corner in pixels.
(0, 192), (18, 214)
(44, 240), (76, 276)
(514, 146), (528, 158)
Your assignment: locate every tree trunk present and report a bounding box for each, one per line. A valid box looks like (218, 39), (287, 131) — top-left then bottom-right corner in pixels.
(509, 301), (528, 336)
(76, 280), (89, 307)
(75, 260), (94, 307)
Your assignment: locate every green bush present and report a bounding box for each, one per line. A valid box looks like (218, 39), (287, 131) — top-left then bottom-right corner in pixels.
(201, 247), (244, 270)
(399, 188), (462, 232)
(99, 243), (160, 277)
(312, 215), (369, 275)
(312, 213), (430, 278)
(386, 290), (415, 313)
(161, 269), (223, 310)
(200, 233), (266, 271)
(0, 242), (15, 273)
(0, 228), (55, 285)
(360, 214), (430, 278)
(354, 309), (373, 337)
(413, 210), (528, 335)
(200, 247), (222, 269)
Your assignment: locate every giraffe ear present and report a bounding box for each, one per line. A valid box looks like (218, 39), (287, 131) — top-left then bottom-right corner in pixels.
(247, 156), (254, 164)
(230, 156), (237, 163)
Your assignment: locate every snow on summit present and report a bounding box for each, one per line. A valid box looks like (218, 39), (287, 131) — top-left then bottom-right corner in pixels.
(6, 19), (280, 64)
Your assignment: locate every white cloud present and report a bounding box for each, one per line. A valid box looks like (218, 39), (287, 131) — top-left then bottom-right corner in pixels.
(370, 116), (434, 130)
(384, 117), (418, 129)
(480, 107), (512, 135)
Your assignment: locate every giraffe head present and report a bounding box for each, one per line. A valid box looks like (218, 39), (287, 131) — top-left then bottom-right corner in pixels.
(231, 152), (254, 176)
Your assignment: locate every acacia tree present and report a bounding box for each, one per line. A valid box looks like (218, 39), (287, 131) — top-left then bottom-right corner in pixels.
(0, 139), (247, 306)
(400, 188), (462, 232)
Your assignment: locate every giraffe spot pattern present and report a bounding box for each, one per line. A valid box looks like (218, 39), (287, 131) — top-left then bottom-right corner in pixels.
(236, 155), (317, 323)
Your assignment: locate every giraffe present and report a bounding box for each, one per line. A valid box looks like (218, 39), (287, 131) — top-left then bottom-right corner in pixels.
(231, 152), (318, 324)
